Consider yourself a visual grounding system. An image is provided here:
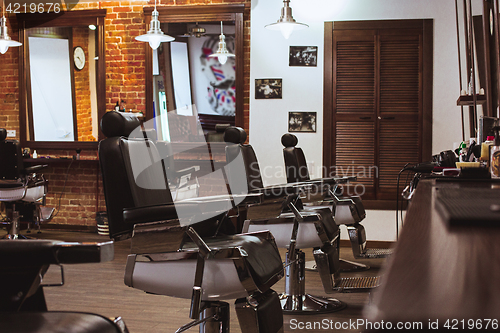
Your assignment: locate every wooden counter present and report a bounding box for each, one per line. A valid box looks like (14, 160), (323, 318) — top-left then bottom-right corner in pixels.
(365, 179), (500, 327)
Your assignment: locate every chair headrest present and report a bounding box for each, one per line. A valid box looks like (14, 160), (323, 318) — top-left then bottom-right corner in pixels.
(215, 123), (231, 133)
(0, 129), (6, 142)
(281, 133), (298, 148)
(224, 126), (247, 144)
(100, 111), (141, 138)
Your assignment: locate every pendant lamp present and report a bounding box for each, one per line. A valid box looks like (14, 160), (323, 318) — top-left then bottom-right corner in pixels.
(265, 0), (308, 39)
(135, 0), (174, 50)
(208, 21), (234, 65)
(0, 1), (22, 55)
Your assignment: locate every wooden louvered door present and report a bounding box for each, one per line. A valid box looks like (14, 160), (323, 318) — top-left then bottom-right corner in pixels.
(333, 31), (377, 198)
(377, 32), (421, 199)
(324, 20), (433, 203)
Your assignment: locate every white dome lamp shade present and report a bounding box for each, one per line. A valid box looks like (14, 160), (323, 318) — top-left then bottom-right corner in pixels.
(135, 0), (174, 50)
(0, 1), (22, 55)
(208, 21), (235, 65)
(265, 0), (308, 39)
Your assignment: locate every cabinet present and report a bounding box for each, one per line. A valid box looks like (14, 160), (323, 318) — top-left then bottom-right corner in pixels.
(323, 20), (433, 202)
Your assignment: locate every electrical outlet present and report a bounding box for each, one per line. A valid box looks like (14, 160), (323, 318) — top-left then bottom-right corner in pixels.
(6, 130), (16, 138)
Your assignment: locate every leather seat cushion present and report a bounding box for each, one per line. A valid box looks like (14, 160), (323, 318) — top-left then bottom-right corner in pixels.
(182, 233), (283, 290)
(0, 312), (121, 333)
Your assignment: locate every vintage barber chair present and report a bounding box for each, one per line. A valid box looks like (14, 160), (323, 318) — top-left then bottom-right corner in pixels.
(0, 128), (53, 239)
(281, 133), (393, 260)
(224, 127), (380, 315)
(0, 239), (128, 333)
(99, 111), (285, 333)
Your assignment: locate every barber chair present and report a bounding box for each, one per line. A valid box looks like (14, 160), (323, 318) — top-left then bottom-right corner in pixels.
(0, 129), (53, 239)
(224, 127), (380, 315)
(281, 133), (393, 260)
(0, 239), (128, 333)
(99, 111), (285, 333)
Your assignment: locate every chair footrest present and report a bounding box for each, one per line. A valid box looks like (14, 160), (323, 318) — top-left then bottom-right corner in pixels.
(357, 248), (393, 258)
(334, 276), (380, 292)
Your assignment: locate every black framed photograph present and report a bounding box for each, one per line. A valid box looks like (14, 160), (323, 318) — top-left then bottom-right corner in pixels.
(255, 78), (282, 99)
(288, 112), (317, 132)
(289, 46), (318, 67)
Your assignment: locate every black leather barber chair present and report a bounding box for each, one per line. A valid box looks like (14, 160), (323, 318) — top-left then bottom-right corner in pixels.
(281, 133), (393, 260)
(0, 129), (53, 239)
(99, 111), (285, 333)
(0, 239), (128, 333)
(224, 127), (380, 315)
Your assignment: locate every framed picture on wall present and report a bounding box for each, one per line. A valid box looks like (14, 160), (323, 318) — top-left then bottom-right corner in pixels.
(288, 112), (317, 132)
(255, 78), (282, 99)
(289, 46), (318, 67)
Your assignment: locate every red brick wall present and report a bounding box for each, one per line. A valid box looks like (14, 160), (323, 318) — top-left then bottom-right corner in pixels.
(0, 0), (251, 229)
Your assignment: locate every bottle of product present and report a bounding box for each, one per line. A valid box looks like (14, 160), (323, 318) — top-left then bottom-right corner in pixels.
(114, 101), (120, 111)
(490, 127), (500, 178)
(32, 150), (38, 158)
(459, 142), (468, 162)
(481, 136), (495, 163)
(468, 68), (474, 95)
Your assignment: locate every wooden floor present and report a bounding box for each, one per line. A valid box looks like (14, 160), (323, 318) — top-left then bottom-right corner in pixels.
(4, 229), (386, 333)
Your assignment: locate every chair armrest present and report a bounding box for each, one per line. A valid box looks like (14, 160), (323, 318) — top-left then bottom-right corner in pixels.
(124, 193), (263, 226)
(24, 164), (48, 174)
(175, 165), (200, 179)
(181, 192), (263, 206)
(123, 203), (180, 226)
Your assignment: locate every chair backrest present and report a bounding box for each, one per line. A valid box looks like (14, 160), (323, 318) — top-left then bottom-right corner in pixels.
(281, 133), (310, 183)
(0, 129), (25, 181)
(99, 111), (173, 240)
(224, 127), (264, 193)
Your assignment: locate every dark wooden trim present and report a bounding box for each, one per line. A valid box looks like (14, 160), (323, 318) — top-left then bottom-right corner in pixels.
(333, 19), (426, 31)
(17, 9), (106, 28)
(494, 0), (500, 113)
(323, 22), (333, 177)
(17, 9), (106, 150)
(97, 15), (106, 142)
(422, 19), (434, 162)
(143, 4), (244, 128)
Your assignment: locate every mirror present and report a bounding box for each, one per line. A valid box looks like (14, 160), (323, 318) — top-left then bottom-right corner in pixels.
(17, 9), (106, 149)
(143, 5), (244, 140)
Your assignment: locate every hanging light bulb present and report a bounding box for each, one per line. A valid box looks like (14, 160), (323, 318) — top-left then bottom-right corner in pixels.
(135, 0), (174, 50)
(0, 1), (22, 55)
(265, 0), (308, 39)
(208, 21), (235, 65)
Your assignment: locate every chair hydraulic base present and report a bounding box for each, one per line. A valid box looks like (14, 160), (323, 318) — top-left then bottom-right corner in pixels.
(280, 294), (346, 314)
(2, 211), (28, 240)
(281, 250), (346, 314)
(176, 301), (230, 333)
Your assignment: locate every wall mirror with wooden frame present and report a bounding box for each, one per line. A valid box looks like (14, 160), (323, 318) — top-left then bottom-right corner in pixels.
(17, 9), (106, 149)
(142, 5), (244, 142)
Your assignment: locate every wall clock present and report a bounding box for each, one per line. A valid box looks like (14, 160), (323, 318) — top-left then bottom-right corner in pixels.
(74, 46), (85, 70)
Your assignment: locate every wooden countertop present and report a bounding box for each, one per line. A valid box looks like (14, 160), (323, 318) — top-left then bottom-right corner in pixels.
(365, 179), (500, 325)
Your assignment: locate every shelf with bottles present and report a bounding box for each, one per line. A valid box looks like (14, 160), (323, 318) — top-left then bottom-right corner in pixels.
(456, 94), (486, 106)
